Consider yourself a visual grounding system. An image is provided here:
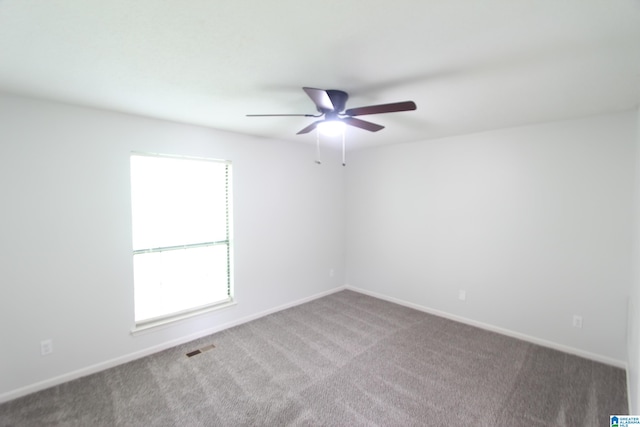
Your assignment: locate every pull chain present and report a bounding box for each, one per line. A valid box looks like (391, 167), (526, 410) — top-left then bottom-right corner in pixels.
(342, 131), (346, 166)
(315, 129), (321, 165)
(314, 128), (346, 166)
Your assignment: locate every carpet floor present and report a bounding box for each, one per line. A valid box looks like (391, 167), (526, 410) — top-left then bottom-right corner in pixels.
(0, 290), (628, 426)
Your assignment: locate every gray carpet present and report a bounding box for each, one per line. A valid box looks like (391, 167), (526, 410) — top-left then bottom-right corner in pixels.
(0, 290), (628, 426)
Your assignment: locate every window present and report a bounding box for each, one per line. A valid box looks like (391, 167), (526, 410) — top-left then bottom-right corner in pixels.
(130, 153), (233, 327)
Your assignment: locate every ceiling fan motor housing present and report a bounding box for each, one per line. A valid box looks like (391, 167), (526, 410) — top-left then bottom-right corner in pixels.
(324, 90), (348, 113)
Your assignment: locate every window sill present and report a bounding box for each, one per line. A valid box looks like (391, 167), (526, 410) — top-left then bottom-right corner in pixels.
(130, 299), (237, 335)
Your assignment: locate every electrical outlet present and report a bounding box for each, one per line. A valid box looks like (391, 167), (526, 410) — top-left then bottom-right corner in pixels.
(572, 315), (583, 329)
(329, 268), (335, 278)
(41, 339), (53, 356)
(458, 290), (466, 301)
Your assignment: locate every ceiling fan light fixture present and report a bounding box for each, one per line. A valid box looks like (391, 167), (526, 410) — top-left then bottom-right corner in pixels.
(317, 120), (346, 137)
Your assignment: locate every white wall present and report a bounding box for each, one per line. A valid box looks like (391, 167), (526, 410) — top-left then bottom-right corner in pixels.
(346, 112), (636, 365)
(629, 106), (640, 413)
(0, 94), (345, 401)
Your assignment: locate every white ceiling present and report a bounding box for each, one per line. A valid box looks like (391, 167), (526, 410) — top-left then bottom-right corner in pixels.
(1, 1), (639, 150)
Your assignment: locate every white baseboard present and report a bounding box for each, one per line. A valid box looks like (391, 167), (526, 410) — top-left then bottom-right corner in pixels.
(345, 285), (627, 369)
(627, 369), (633, 414)
(0, 285), (347, 404)
(1, 284), (625, 404)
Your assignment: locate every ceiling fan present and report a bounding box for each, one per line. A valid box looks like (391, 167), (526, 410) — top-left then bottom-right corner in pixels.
(247, 87), (417, 135)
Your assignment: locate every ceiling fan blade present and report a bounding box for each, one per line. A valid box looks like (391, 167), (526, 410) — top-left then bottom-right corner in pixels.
(303, 87), (335, 112)
(342, 117), (384, 132)
(344, 101), (416, 117)
(296, 120), (323, 135)
(246, 113), (319, 117)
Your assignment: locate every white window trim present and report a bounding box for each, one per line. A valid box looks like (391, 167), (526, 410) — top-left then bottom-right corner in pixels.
(129, 151), (235, 333)
(130, 299), (237, 335)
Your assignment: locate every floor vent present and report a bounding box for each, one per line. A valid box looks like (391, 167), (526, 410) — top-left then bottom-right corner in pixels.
(186, 344), (215, 358)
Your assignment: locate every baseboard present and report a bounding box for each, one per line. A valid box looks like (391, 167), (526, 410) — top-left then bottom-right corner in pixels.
(2, 283), (625, 404)
(627, 368), (633, 414)
(0, 285), (347, 404)
(345, 285), (627, 369)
